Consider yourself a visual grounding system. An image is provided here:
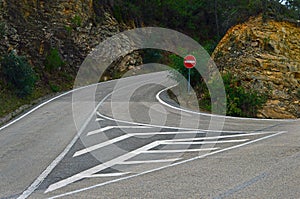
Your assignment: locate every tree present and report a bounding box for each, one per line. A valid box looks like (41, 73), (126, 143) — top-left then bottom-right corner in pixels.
(1, 52), (37, 97)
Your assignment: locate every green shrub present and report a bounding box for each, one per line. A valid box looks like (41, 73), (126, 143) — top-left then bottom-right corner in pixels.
(1, 52), (37, 97)
(168, 50), (267, 117)
(170, 61), (267, 117)
(50, 84), (61, 92)
(45, 48), (65, 71)
(207, 73), (267, 117)
(65, 25), (72, 35)
(71, 15), (82, 27)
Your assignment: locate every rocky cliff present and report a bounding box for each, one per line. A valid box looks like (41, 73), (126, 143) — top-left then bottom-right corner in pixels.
(0, 0), (140, 88)
(212, 15), (300, 119)
(0, 0), (143, 121)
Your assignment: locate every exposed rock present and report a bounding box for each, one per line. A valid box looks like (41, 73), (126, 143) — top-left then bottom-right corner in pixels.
(0, 0), (143, 121)
(212, 15), (300, 119)
(0, 0), (141, 85)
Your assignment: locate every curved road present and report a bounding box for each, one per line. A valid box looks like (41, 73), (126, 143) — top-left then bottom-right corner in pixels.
(0, 72), (299, 198)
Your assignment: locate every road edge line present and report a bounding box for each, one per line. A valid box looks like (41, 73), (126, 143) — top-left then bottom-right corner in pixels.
(156, 85), (298, 122)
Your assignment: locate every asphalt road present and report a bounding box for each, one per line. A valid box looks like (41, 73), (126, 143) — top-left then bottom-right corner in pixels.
(0, 71), (299, 199)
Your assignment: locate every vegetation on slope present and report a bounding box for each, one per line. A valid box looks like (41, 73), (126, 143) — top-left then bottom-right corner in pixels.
(0, 0), (299, 120)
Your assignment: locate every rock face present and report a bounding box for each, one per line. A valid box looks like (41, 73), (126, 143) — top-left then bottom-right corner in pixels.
(212, 15), (300, 119)
(0, 0), (141, 85)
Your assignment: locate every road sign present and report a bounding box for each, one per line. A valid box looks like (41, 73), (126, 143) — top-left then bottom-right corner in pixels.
(184, 55), (196, 93)
(184, 55), (196, 69)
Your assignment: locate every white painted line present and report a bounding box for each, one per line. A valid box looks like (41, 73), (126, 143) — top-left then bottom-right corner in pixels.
(97, 111), (255, 133)
(48, 131), (287, 199)
(156, 131), (274, 142)
(75, 130), (211, 157)
(96, 112), (103, 118)
(120, 158), (181, 165)
(0, 70), (136, 132)
(75, 132), (268, 157)
(95, 118), (104, 122)
(86, 128), (110, 136)
(156, 85), (296, 122)
(45, 141), (162, 193)
(131, 131), (205, 136)
(86, 172), (131, 178)
(73, 134), (132, 157)
(87, 126), (151, 136)
(163, 139), (249, 145)
(16, 105), (99, 199)
(18, 74), (169, 199)
(142, 148), (219, 154)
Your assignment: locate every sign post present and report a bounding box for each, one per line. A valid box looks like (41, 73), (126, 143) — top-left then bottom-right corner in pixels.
(184, 55), (196, 94)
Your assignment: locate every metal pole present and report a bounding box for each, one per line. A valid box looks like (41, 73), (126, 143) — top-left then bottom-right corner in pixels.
(188, 68), (191, 94)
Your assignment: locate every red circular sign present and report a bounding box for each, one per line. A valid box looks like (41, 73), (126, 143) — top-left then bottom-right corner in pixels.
(184, 55), (196, 68)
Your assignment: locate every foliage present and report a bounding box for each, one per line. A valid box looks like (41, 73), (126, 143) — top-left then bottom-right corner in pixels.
(65, 25), (72, 35)
(71, 15), (82, 27)
(141, 49), (164, 64)
(50, 83), (61, 92)
(223, 73), (267, 117)
(45, 48), (65, 71)
(95, 0), (300, 55)
(1, 52), (37, 97)
(169, 57), (267, 117)
(198, 73), (267, 117)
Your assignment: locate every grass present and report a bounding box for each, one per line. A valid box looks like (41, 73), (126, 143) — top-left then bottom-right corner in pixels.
(0, 68), (74, 120)
(0, 85), (50, 118)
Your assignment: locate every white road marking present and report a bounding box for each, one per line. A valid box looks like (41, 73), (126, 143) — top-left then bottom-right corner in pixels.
(95, 118), (104, 122)
(151, 131), (274, 142)
(162, 139), (249, 145)
(120, 158), (181, 165)
(73, 134), (132, 157)
(142, 148), (219, 154)
(74, 131), (272, 157)
(45, 141), (163, 193)
(48, 131), (287, 199)
(87, 128), (111, 136)
(17, 75), (168, 199)
(17, 98), (102, 199)
(86, 172), (130, 178)
(12, 71), (292, 198)
(97, 111), (264, 133)
(87, 126), (151, 136)
(156, 85), (296, 122)
(131, 131), (205, 135)
(75, 130), (206, 157)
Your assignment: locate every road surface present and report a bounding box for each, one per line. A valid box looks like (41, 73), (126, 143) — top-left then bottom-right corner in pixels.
(0, 72), (299, 199)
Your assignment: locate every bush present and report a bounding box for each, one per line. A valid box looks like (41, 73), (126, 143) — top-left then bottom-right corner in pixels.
(71, 15), (82, 27)
(199, 73), (267, 117)
(224, 73), (267, 117)
(1, 52), (37, 97)
(50, 83), (61, 92)
(169, 59), (267, 117)
(45, 48), (65, 71)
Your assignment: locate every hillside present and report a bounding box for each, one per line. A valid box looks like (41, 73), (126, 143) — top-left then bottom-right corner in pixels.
(0, 0), (141, 122)
(0, 1), (299, 121)
(212, 15), (300, 118)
